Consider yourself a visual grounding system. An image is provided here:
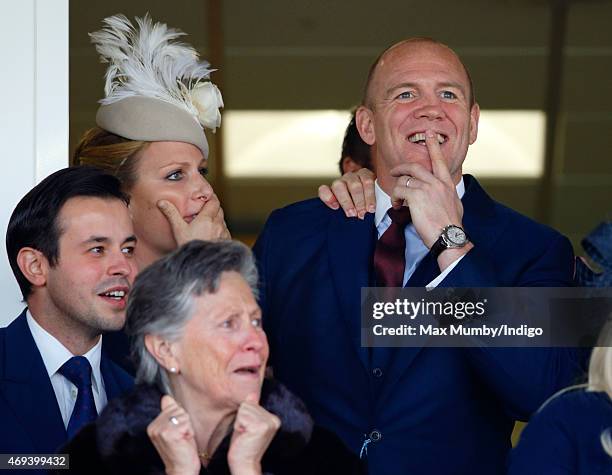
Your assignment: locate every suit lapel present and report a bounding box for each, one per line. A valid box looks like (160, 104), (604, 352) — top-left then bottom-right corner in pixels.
(100, 355), (132, 401)
(442, 175), (499, 287)
(1, 311), (66, 452)
(100, 357), (120, 400)
(459, 175), (497, 252)
(327, 211), (377, 373)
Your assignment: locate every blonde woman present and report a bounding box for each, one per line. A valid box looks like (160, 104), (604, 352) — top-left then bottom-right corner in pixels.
(73, 14), (229, 272)
(509, 321), (612, 474)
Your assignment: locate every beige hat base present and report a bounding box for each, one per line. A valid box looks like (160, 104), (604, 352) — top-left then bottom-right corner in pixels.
(96, 96), (209, 158)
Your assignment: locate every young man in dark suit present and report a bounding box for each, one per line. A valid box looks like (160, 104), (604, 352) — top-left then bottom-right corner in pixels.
(0, 167), (135, 464)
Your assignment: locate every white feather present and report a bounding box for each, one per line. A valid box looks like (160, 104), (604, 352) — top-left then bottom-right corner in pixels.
(90, 13), (216, 121)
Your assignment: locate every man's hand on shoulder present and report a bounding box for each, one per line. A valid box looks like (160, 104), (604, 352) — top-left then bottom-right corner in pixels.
(318, 168), (376, 219)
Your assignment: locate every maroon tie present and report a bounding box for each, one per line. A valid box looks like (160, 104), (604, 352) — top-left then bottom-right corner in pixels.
(373, 207), (412, 287)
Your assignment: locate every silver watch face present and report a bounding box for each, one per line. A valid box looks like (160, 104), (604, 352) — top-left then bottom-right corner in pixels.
(445, 226), (467, 246)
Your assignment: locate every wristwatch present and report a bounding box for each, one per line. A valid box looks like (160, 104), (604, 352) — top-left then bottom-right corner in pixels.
(430, 225), (469, 259)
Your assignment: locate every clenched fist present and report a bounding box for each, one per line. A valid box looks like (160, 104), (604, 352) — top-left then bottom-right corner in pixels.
(227, 393), (281, 475)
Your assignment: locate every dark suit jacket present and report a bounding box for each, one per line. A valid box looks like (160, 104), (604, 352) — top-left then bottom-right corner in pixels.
(509, 388), (612, 474)
(0, 310), (133, 473)
(253, 175), (588, 475)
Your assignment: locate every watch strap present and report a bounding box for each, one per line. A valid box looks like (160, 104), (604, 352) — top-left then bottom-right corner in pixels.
(430, 235), (448, 259)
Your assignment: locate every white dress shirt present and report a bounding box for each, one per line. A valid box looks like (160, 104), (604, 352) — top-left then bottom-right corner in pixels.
(374, 178), (467, 289)
(26, 310), (107, 428)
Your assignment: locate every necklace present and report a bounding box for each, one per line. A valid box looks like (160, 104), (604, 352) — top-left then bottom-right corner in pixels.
(198, 451), (211, 463)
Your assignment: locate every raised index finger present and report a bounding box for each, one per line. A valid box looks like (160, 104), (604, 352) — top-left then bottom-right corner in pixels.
(425, 130), (453, 186)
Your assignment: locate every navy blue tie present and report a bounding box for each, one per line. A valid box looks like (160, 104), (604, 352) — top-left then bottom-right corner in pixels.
(58, 356), (98, 438)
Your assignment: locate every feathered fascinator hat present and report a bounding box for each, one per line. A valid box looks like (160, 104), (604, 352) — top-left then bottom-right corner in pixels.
(90, 14), (223, 157)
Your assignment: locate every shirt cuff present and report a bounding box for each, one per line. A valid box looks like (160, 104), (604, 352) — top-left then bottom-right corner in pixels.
(425, 254), (467, 290)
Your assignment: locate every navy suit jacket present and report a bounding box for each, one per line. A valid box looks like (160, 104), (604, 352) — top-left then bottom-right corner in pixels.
(253, 175), (588, 475)
(0, 310), (133, 472)
(509, 389), (612, 474)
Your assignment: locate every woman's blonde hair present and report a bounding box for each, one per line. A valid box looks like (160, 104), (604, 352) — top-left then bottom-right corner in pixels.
(588, 347), (612, 396)
(588, 320), (612, 456)
(72, 127), (149, 190)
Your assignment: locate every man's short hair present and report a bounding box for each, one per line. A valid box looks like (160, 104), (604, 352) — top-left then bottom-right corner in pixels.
(6, 166), (129, 300)
(362, 37), (476, 109)
(339, 111), (372, 173)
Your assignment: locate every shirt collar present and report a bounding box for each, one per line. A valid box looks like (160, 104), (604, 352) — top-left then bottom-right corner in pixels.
(26, 309), (104, 393)
(374, 176), (466, 227)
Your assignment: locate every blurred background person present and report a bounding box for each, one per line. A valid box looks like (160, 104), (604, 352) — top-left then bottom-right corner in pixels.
(339, 109), (374, 175)
(575, 220), (612, 287)
(61, 240), (363, 475)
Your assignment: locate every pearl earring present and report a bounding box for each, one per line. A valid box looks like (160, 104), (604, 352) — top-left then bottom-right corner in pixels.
(169, 367), (178, 374)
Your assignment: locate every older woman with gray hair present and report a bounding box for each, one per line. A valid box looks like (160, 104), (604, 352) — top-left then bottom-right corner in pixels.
(60, 240), (363, 475)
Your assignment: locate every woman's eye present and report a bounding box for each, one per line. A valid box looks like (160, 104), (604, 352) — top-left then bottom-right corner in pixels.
(251, 318), (262, 329)
(221, 319), (235, 329)
(441, 90), (457, 99)
(166, 170), (183, 181)
(199, 167), (209, 177)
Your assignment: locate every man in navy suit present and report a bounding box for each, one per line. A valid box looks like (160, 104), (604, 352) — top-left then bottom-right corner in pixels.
(254, 38), (586, 474)
(0, 167), (135, 464)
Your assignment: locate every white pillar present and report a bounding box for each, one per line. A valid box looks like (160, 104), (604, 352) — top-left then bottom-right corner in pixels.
(0, 0), (69, 325)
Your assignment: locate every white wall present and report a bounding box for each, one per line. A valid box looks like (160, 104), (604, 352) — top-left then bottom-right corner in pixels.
(0, 0), (68, 326)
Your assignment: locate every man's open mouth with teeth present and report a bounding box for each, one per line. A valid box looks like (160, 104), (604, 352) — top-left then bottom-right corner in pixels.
(98, 286), (129, 307)
(407, 132), (447, 145)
